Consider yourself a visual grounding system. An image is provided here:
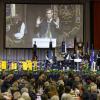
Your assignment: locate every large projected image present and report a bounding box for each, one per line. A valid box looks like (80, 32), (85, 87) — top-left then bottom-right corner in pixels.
(6, 4), (83, 48)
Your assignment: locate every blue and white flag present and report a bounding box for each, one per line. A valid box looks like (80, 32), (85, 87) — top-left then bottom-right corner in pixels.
(90, 48), (95, 66)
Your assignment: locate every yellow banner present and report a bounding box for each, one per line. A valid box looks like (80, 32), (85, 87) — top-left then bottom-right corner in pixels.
(22, 61), (28, 70)
(1, 61), (7, 70)
(0, 61), (1, 71)
(11, 62), (17, 70)
(26, 60), (32, 71)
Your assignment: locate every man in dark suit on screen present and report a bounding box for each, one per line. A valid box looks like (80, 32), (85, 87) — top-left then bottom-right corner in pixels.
(35, 8), (60, 38)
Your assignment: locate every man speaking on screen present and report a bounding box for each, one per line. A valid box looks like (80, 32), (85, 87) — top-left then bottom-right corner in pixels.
(35, 8), (60, 38)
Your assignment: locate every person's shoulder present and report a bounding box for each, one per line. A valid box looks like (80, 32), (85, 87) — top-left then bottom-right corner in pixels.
(61, 93), (67, 97)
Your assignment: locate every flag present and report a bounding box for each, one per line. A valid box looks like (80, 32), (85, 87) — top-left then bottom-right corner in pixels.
(90, 48), (95, 67)
(45, 41), (53, 64)
(32, 41), (37, 60)
(61, 41), (66, 53)
(49, 41), (52, 50)
(49, 41), (53, 59)
(33, 60), (38, 71)
(74, 37), (77, 53)
(86, 42), (90, 55)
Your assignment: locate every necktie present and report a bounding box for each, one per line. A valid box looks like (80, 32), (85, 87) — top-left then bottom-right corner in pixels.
(47, 22), (52, 38)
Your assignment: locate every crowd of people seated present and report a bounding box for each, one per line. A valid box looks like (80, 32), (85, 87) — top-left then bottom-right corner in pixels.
(0, 70), (100, 100)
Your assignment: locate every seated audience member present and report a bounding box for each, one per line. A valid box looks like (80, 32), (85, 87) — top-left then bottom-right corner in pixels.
(1, 74), (14, 93)
(61, 86), (74, 100)
(90, 83), (97, 100)
(96, 75), (100, 89)
(21, 87), (29, 94)
(48, 85), (59, 100)
(2, 92), (12, 100)
(81, 87), (90, 100)
(21, 92), (31, 100)
(10, 81), (19, 94)
(57, 79), (65, 98)
(13, 91), (21, 100)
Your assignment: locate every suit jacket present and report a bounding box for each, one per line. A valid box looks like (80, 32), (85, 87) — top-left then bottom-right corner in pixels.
(36, 18), (60, 38)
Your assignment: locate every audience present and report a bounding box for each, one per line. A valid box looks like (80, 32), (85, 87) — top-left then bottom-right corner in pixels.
(0, 70), (100, 100)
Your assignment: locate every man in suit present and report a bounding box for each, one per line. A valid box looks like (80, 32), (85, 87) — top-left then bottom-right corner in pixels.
(35, 8), (60, 38)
